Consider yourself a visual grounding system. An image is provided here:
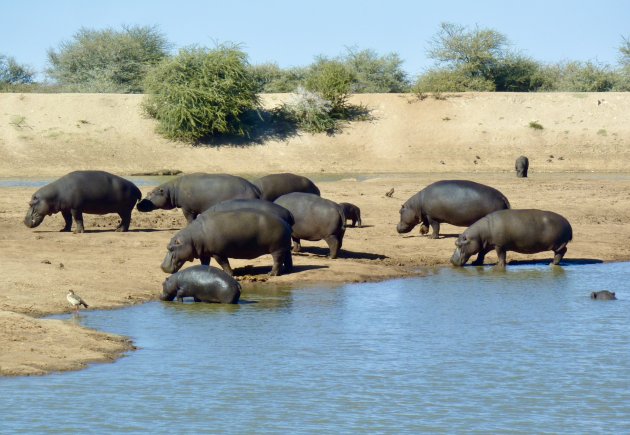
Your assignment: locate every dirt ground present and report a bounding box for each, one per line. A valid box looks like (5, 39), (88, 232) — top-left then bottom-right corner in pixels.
(1, 92), (630, 376)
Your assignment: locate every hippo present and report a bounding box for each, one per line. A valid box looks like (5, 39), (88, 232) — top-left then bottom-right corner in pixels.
(207, 199), (294, 226)
(515, 156), (529, 178)
(161, 265), (241, 304)
(137, 173), (261, 223)
(339, 202), (362, 227)
(24, 170), (141, 233)
(590, 290), (617, 300)
(253, 173), (320, 201)
(274, 192), (345, 258)
(161, 209), (292, 276)
(450, 209), (573, 269)
(397, 180), (510, 239)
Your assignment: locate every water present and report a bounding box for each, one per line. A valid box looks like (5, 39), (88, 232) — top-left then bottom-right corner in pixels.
(0, 176), (167, 188)
(2, 263), (630, 433)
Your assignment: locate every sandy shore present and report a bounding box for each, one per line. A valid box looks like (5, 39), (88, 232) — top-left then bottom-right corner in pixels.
(1, 92), (630, 376)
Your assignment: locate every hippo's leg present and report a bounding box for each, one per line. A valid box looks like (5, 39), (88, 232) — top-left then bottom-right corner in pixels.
(325, 235), (341, 259)
(182, 209), (196, 224)
(199, 254), (211, 266)
(356, 214), (362, 228)
(427, 218), (440, 239)
(350, 219), (356, 227)
(71, 209), (84, 233)
(494, 247), (507, 269)
(176, 288), (186, 302)
(552, 246), (567, 265)
(61, 210), (72, 232)
(291, 237), (302, 253)
(283, 249), (293, 273)
(213, 255), (234, 276)
(116, 210), (132, 232)
(270, 250), (286, 276)
(471, 246), (492, 266)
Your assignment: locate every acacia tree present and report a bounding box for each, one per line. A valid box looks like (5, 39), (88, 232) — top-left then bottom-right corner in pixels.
(343, 48), (410, 92)
(0, 54), (34, 85)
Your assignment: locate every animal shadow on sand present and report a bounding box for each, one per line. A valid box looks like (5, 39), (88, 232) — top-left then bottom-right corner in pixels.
(234, 264), (328, 276)
(296, 246), (388, 260)
(402, 232), (460, 239)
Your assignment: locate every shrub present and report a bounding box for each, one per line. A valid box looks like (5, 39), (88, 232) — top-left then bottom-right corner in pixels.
(47, 25), (169, 93)
(249, 63), (307, 93)
(0, 54), (34, 87)
(529, 121), (544, 130)
(143, 44), (261, 142)
(305, 58), (355, 111)
(343, 48), (410, 93)
(278, 87), (337, 133)
(535, 61), (616, 92)
(414, 67), (495, 93)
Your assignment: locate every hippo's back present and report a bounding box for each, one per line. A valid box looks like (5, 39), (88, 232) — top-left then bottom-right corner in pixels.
(177, 173), (261, 211)
(53, 170), (141, 210)
(274, 192), (344, 241)
(421, 180), (510, 227)
(208, 199), (294, 226)
(253, 173), (320, 201)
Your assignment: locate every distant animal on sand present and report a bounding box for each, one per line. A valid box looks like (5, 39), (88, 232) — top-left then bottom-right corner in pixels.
(66, 290), (89, 312)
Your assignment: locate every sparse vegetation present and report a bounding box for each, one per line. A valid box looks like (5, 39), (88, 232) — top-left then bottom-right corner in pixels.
(0, 54), (34, 87)
(9, 115), (30, 129)
(529, 121), (544, 130)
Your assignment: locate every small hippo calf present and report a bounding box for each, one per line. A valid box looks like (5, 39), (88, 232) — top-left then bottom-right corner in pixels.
(590, 290), (617, 300)
(161, 265), (241, 304)
(339, 202), (362, 227)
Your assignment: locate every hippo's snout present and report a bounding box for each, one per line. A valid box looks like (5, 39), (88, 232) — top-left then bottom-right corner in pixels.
(396, 222), (413, 234)
(450, 247), (467, 267)
(136, 199), (156, 212)
(24, 208), (43, 228)
(161, 251), (184, 274)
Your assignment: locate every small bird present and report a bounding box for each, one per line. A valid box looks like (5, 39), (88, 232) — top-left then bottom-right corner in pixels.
(67, 290), (89, 312)
(385, 188), (394, 198)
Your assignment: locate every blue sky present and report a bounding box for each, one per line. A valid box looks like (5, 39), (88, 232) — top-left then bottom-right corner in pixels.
(2, 0), (629, 79)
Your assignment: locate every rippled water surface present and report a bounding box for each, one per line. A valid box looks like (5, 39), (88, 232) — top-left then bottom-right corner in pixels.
(2, 263), (630, 433)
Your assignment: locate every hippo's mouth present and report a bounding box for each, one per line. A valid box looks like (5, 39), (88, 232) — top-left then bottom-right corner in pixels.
(24, 209), (44, 228)
(450, 247), (469, 267)
(396, 222), (414, 234)
(136, 199), (157, 212)
(161, 252), (185, 274)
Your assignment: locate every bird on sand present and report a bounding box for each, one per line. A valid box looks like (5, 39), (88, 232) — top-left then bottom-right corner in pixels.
(67, 290), (89, 312)
(385, 188), (394, 198)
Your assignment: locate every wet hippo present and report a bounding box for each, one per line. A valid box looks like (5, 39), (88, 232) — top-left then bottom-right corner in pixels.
(24, 170), (141, 233)
(451, 209), (573, 269)
(161, 265), (241, 304)
(339, 202), (362, 227)
(590, 290), (617, 300)
(207, 199), (294, 226)
(253, 173), (320, 201)
(515, 156), (529, 178)
(274, 192), (345, 258)
(397, 180), (510, 239)
(137, 173), (261, 223)
(161, 209), (292, 276)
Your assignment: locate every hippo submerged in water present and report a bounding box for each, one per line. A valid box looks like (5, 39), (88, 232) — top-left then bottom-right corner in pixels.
(253, 173), (320, 201)
(397, 180), (510, 239)
(24, 170), (141, 233)
(161, 265), (241, 304)
(450, 209), (573, 269)
(590, 290), (617, 300)
(137, 173), (261, 223)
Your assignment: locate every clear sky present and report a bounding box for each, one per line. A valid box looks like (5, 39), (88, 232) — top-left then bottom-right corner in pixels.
(2, 0), (629, 80)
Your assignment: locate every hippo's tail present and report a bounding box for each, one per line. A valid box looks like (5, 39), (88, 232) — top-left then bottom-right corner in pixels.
(338, 206), (347, 232)
(502, 195), (511, 210)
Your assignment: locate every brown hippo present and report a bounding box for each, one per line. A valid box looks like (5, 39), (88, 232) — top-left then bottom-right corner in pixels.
(515, 156), (529, 178)
(590, 291), (617, 300)
(397, 180), (510, 239)
(451, 209), (573, 269)
(253, 173), (320, 201)
(161, 209), (292, 276)
(339, 202), (362, 227)
(137, 173), (261, 223)
(24, 170), (141, 233)
(274, 192), (345, 258)
(161, 265), (241, 304)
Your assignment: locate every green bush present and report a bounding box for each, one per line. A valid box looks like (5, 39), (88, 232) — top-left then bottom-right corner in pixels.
(47, 25), (169, 93)
(535, 61), (616, 92)
(305, 58), (355, 111)
(143, 45), (261, 142)
(0, 54), (34, 86)
(278, 87), (337, 133)
(343, 48), (410, 93)
(249, 63), (307, 93)
(414, 67), (495, 93)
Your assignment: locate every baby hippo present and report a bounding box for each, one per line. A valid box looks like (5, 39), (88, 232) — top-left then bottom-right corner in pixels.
(339, 202), (362, 227)
(161, 265), (241, 304)
(590, 290), (617, 300)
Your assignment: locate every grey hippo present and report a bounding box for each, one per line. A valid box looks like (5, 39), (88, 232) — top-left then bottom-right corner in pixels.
(451, 209), (573, 269)
(24, 170), (141, 233)
(274, 192), (345, 258)
(207, 199), (294, 226)
(590, 290), (617, 300)
(137, 173), (261, 223)
(161, 265), (241, 304)
(161, 209), (292, 276)
(339, 202), (362, 227)
(253, 173), (320, 201)
(515, 156), (529, 178)
(397, 180), (510, 239)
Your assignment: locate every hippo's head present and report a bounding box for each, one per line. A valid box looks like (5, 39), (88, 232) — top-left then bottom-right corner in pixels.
(24, 194), (53, 228)
(591, 290), (617, 300)
(450, 233), (481, 267)
(161, 233), (194, 274)
(396, 204), (419, 234)
(137, 186), (173, 212)
(160, 274), (178, 301)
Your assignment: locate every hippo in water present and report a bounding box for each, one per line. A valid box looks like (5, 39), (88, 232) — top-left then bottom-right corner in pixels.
(515, 156), (529, 178)
(137, 173), (261, 223)
(252, 173), (320, 201)
(451, 209), (573, 269)
(274, 192), (346, 258)
(397, 180), (510, 239)
(590, 291), (617, 300)
(207, 199), (294, 226)
(161, 209), (292, 277)
(339, 202), (362, 227)
(161, 265), (241, 304)
(24, 170), (141, 233)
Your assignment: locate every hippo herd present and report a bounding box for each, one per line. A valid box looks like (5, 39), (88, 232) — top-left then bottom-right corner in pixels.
(24, 166), (609, 305)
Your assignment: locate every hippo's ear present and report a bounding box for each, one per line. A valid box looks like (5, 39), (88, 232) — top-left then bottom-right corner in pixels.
(174, 237), (182, 245)
(29, 196), (39, 206)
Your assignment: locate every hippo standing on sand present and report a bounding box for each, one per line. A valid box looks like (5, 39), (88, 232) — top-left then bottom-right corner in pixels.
(515, 156), (529, 178)
(274, 192), (345, 258)
(397, 180), (510, 239)
(450, 209), (573, 268)
(161, 209), (292, 276)
(253, 173), (320, 201)
(161, 265), (241, 304)
(207, 199), (294, 226)
(24, 170), (141, 233)
(590, 291), (617, 300)
(339, 202), (362, 227)
(137, 173), (261, 223)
